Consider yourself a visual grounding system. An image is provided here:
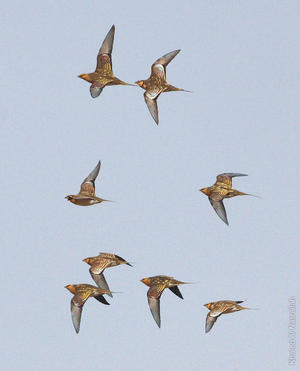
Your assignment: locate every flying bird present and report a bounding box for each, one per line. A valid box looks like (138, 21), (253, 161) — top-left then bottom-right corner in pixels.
(204, 300), (249, 333)
(200, 173), (252, 225)
(65, 284), (112, 333)
(135, 49), (189, 125)
(83, 252), (132, 297)
(78, 25), (133, 98)
(65, 161), (112, 206)
(141, 275), (188, 328)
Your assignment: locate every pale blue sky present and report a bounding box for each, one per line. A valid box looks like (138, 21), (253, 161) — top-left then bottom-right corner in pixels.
(1, 1), (299, 370)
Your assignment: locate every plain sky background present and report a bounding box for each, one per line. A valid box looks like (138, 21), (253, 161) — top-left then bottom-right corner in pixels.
(1, 1), (299, 370)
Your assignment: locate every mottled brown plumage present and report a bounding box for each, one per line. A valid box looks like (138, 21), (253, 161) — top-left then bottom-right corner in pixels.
(65, 284), (111, 333)
(200, 172), (250, 225)
(65, 160), (112, 206)
(204, 300), (249, 333)
(141, 275), (188, 328)
(78, 25), (133, 98)
(136, 50), (189, 125)
(83, 253), (132, 297)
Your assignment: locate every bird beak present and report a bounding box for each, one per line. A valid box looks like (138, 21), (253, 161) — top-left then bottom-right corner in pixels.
(78, 74), (92, 83)
(199, 188), (208, 195)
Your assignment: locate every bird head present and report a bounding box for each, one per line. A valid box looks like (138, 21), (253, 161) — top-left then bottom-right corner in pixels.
(204, 303), (212, 310)
(199, 187), (209, 196)
(135, 80), (146, 89)
(140, 277), (151, 287)
(65, 195), (73, 202)
(82, 257), (92, 265)
(78, 73), (93, 83)
(65, 284), (76, 294)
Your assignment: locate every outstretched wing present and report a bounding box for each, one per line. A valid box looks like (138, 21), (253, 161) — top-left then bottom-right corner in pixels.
(70, 292), (90, 333)
(147, 284), (165, 328)
(209, 194), (228, 225)
(70, 302), (82, 334)
(90, 270), (112, 298)
(151, 49), (180, 80)
(95, 25), (115, 74)
(80, 161), (101, 196)
(205, 314), (218, 333)
(144, 92), (159, 125)
(94, 294), (110, 305)
(216, 173), (247, 187)
(90, 83), (104, 98)
(169, 285), (183, 299)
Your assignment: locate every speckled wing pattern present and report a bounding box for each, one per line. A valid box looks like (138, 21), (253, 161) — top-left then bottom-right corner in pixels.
(96, 25), (115, 74)
(151, 63), (165, 79)
(216, 173), (248, 186)
(209, 192), (228, 225)
(90, 25), (115, 97)
(88, 257), (112, 296)
(114, 254), (130, 264)
(79, 161), (101, 196)
(89, 258), (111, 275)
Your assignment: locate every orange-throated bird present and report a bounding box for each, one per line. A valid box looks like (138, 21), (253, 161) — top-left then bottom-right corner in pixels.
(200, 172), (254, 225)
(136, 50), (189, 125)
(141, 275), (188, 328)
(83, 253), (132, 297)
(65, 284), (112, 333)
(204, 300), (250, 333)
(78, 25), (133, 98)
(65, 161), (113, 206)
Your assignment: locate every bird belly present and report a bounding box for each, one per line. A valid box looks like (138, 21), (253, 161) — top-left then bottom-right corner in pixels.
(73, 197), (99, 206)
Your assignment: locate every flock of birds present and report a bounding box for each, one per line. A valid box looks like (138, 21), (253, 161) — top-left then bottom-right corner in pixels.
(65, 25), (256, 334)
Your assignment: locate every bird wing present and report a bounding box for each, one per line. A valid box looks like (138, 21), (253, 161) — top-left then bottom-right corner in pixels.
(70, 301), (82, 334)
(94, 294), (110, 305)
(147, 284), (165, 328)
(144, 92), (159, 125)
(151, 49), (180, 79)
(95, 25), (115, 74)
(114, 254), (127, 264)
(205, 313), (218, 333)
(113, 254), (132, 266)
(90, 83), (104, 98)
(70, 292), (90, 333)
(90, 270), (113, 298)
(89, 259), (110, 275)
(209, 194), (228, 225)
(147, 296), (161, 328)
(80, 161), (101, 196)
(216, 173), (248, 186)
(169, 285), (183, 299)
